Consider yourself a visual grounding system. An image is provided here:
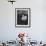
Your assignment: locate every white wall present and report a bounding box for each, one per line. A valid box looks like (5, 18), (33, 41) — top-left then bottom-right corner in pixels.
(0, 0), (46, 42)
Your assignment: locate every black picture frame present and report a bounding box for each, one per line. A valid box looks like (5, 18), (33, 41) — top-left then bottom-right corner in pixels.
(15, 8), (31, 28)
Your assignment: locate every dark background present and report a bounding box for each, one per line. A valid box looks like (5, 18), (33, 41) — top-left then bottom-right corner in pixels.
(17, 10), (28, 25)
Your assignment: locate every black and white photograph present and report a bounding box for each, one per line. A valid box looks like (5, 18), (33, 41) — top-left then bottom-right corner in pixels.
(15, 8), (31, 27)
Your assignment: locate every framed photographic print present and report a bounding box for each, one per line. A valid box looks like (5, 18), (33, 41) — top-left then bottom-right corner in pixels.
(15, 8), (31, 28)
